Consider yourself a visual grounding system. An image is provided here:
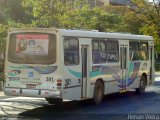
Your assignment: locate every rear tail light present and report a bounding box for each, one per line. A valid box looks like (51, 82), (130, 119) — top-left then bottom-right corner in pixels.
(12, 90), (16, 93)
(57, 79), (62, 86)
(57, 83), (62, 86)
(57, 79), (62, 83)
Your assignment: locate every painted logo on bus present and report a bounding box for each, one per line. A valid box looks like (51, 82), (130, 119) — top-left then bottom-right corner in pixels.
(67, 62), (142, 88)
(8, 70), (21, 77)
(9, 65), (57, 74)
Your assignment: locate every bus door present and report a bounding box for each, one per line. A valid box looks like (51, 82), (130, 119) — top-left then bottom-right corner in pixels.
(79, 39), (91, 98)
(120, 44), (128, 90)
(149, 45), (154, 84)
(81, 45), (88, 98)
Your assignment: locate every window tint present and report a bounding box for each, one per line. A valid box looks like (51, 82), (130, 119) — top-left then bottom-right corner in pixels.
(99, 41), (106, 63)
(106, 40), (119, 62)
(92, 40), (99, 51)
(92, 39), (119, 64)
(139, 42), (148, 60)
(8, 33), (56, 64)
(92, 39), (106, 64)
(129, 41), (149, 61)
(64, 37), (79, 66)
(129, 41), (139, 61)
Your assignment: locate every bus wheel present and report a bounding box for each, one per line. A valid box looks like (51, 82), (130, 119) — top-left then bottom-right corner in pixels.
(45, 98), (63, 105)
(136, 76), (146, 94)
(93, 80), (104, 104)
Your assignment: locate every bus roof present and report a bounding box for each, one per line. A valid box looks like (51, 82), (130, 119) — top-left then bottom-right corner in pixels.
(60, 29), (153, 41)
(9, 28), (153, 41)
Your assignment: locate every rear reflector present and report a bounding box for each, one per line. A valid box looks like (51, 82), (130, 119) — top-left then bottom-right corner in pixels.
(57, 79), (62, 82)
(12, 90), (16, 93)
(57, 83), (62, 86)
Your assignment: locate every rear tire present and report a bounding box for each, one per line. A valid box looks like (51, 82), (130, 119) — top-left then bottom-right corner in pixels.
(136, 76), (146, 94)
(93, 80), (104, 104)
(45, 98), (63, 105)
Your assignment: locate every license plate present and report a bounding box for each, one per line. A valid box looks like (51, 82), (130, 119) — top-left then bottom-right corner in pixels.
(9, 77), (20, 81)
(27, 84), (36, 88)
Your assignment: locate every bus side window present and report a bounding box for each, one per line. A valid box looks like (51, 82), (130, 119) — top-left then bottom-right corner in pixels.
(99, 41), (106, 63)
(106, 40), (119, 62)
(64, 37), (79, 66)
(139, 42), (149, 60)
(92, 39), (106, 64)
(129, 41), (139, 61)
(92, 40), (100, 64)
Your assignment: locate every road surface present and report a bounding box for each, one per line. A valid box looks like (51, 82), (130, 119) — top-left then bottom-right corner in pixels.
(0, 73), (160, 120)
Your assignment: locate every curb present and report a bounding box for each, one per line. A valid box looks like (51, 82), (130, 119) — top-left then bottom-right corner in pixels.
(155, 72), (160, 74)
(0, 91), (4, 96)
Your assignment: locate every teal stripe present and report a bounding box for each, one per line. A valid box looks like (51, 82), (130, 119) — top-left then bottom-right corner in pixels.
(129, 62), (134, 73)
(90, 71), (103, 77)
(68, 69), (82, 78)
(9, 65), (33, 69)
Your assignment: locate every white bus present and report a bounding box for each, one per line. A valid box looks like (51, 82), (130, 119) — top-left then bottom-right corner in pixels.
(4, 28), (154, 104)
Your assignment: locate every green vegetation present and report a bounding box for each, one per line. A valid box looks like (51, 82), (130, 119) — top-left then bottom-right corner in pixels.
(127, 0), (160, 51)
(0, 0), (159, 72)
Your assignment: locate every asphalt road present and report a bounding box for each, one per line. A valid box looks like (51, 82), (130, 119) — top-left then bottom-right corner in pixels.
(1, 74), (160, 120)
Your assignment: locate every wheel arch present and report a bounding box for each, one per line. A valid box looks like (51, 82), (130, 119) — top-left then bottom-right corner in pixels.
(92, 78), (105, 104)
(136, 72), (147, 94)
(142, 72), (147, 85)
(95, 78), (105, 91)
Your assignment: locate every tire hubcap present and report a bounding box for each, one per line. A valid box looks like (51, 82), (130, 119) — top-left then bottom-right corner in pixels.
(96, 86), (103, 103)
(141, 80), (145, 88)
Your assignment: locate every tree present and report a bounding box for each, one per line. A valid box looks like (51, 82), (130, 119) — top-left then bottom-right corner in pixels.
(129, 0), (160, 30)
(0, 24), (7, 53)
(0, 0), (30, 24)
(22, 0), (127, 32)
(128, 0), (160, 50)
(59, 6), (127, 32)
(22, 0), (70, 27)
(124, 10), (143, 34)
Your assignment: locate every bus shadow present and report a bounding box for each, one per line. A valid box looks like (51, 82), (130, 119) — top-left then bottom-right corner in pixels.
(154, 81), (160, 86)
(19, 90), (160, 120)
(19, 80), (160, 119)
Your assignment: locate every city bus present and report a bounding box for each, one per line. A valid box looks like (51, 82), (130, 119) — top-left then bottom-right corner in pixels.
(4, 28), (154, 104)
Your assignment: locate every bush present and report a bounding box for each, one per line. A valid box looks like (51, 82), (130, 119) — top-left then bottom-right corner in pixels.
(0, 62), (4, 81)
(0, 72), (4, 81)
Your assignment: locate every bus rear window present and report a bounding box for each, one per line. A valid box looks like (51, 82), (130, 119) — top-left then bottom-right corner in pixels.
(8, 33), (56, 64)
(16, 34), (49, 55)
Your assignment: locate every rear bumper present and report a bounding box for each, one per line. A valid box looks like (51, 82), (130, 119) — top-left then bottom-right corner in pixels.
(4, 87), (62, 98)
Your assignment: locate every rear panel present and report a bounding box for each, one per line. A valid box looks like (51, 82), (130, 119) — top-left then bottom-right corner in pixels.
(4, 30), (62, 98)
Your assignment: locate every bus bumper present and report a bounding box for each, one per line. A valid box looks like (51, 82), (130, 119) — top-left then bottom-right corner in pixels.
(4, 87), (62, 98)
